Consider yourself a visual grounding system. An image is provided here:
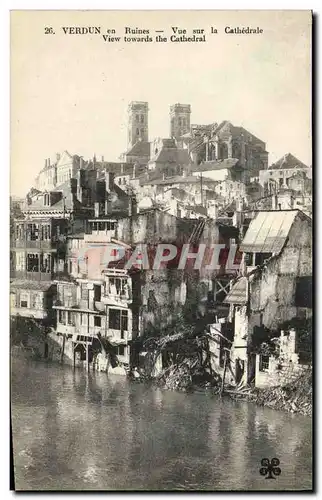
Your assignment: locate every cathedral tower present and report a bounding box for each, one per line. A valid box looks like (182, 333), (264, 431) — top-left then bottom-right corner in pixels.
(170, 103), (191, 140)
(127, 101), (149, 147)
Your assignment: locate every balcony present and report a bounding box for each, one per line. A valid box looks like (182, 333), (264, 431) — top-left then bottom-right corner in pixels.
(84, 230), (116, 244)
(53, 298), (78, 309)
(102, 293), (132, 307)
(13, 239), (58, 251)
(12, 270), (54, 281)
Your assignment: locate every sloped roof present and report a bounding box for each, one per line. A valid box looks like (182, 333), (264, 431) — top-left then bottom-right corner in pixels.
(212, 121), (266, 147)
(148, 147), (190, 165)
(123, 141), (150, 158)
(143, 175), (215, 186)
(224, 277), (248, 305)
(269, 153), (308, 171)
(22, 181), (76, 212)
(192, 158), (239, 173)
(239, 210), (299, 254)
(10, 280), (54, 291)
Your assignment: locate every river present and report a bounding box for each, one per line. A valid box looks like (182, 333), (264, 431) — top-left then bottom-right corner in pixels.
(11, 357), (312, 491)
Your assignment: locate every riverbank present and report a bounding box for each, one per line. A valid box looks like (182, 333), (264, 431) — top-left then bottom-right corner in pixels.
(226, 369), (312, 417)
(150, 362), (312, 416)
(11, 342), (312, 417)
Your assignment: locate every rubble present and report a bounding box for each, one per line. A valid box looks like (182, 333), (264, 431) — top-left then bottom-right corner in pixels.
(227, 369), (312, 416)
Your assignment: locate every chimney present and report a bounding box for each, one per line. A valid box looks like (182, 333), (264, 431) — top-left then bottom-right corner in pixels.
(105, 171), (115, 193)
(79, 157), (84, 169)
(272, 194), (278, 210)
(48, 158), (50, 167)
(128, 195), (137, 217)
(45, 159), (48, 168)
(236, 197), (243, 212)
(105, 198), (112, 215)
(56, 153), (61, 162)
(101, 155), (104, 163)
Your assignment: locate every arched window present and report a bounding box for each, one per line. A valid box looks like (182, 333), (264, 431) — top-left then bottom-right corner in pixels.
(219, 143), (228, 160)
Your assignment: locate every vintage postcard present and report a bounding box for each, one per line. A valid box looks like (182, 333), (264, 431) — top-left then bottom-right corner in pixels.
(10, 10), (313, 492)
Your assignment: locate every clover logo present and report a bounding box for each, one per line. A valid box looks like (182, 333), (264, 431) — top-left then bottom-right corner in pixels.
(259, 458), (281, 479)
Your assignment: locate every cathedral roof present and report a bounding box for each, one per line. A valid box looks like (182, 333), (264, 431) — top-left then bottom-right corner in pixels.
(268, 153), (309, 170)
(123, 141), (150, 158)
(192, 158), (239, 173)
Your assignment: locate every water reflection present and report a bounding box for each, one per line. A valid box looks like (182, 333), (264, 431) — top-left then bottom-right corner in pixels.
(11, 358), (312, 491)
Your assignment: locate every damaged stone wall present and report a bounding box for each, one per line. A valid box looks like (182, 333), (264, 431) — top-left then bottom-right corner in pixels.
(139, 268), (187, 334)
(249, 214), (312, 331)
(116, 209), (191, 246)
(255, 329), (310, 388)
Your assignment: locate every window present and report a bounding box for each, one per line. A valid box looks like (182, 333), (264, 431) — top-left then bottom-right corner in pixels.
(121, 310), (128, 331)
(94, 316), (101, 327)
(10, 293), (16, 308)
(140, 128), (144, 137)
(67, 311), (74, 326)
(31, 293), (42, 309)
(27, 224), (39, 241)
(58, 310), (65, 324)
(20, 292), (28, 308)
(140, 114), (144, 123)
(27, 253), (39, 272)
(117, 345), (125, 356)
(81, 284), (89, 301)
(109, 309), (128, 331)
(255, 253), (272, 266)
(94, 284), (101, 302)
(109, 277), (127, 296)
(259, 355), (269, 372)
(136, 114), (139, 122)
(136, 128), (139, 136)
(16, 252), (25, 271)
(40, 254), (51, 273)
(41, 224), (51, 240)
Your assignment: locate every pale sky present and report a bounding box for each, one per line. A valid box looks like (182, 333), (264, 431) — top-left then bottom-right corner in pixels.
(11, 10), (312, 196)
